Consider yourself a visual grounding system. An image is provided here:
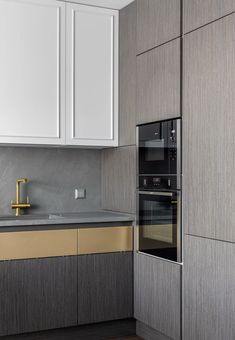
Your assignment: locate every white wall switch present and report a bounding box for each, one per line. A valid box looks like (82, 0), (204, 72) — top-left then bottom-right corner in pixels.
(75, 188), (86, 199)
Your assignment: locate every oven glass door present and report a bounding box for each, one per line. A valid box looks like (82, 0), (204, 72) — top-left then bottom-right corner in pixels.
(138, 191), (181, 262)
(138, 119), (179, 175)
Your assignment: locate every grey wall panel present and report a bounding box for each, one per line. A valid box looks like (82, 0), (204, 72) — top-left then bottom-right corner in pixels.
(0, 256), (77, 336)
(137, 38), (181, 125)
(137, 0), (181, 55)
(184, 0), (235, 33)
(119, 1), (136, 146)
(183, 14), (235, 241)
(101, 145), (136, 214)
(77, 252), (133, 325)
(0, 147), (101, 215)
(134, 252), (181, 340)
(136, 321), (173, 340)
(184, 235), (235, 340)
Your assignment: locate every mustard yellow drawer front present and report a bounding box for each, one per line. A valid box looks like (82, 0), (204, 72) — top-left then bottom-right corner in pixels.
(0, 229), (78, 260)
(78, 226), (133, 255)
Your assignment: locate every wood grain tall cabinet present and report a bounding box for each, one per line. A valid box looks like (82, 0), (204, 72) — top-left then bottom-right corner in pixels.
(136, 0), (181, 125)
(183, 0), (235, 33)
(119, 0), (136, 146)
(134, 1), (182, 340)
(134, 254), (181, 340)
(101, 1), (137, 215)
(183, 3), (235, 340)
(136, 38), (181, 124)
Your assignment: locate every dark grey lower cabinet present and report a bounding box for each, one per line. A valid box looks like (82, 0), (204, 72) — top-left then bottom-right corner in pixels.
(77, 252), (133, 324)
(134, 252), (181, 340)
(184, 235), (235, 340)
(0, 252), (133, 336)
(0, 256), (78, 336)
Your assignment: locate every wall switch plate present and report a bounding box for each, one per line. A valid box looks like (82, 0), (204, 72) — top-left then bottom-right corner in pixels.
(75, 188), (86, 199)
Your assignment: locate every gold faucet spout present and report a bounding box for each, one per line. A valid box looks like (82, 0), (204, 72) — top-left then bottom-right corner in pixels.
(11, 178), (31, 216)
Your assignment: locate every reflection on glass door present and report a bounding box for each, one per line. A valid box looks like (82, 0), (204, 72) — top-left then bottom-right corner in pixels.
(138, 191), (181, 262)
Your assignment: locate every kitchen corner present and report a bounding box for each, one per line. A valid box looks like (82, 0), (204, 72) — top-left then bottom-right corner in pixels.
(1, 0), (235, 339)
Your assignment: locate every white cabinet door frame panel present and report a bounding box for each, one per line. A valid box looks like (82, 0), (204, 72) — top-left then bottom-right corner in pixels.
(0, 0), (66, 145)
(66, 3), (119, 147)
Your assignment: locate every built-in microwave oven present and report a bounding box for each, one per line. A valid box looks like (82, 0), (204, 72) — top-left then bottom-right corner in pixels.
(137, 118), (181, 177)
(137, 118), (182, 263)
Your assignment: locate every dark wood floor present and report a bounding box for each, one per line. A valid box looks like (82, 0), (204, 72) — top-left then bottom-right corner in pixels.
(107, 337), (142, 340)
(1, 319), (142, 340)
(108, 337), (142, 340)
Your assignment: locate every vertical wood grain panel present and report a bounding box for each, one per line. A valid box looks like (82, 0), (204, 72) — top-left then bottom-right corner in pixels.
(136, 0), (181, 55)
(183, 14), (235, 241)
(119, 1), (136, 146)
(134, 252), (181, 340)
(0, 256), (77, 336)
(101, 145), (136, 214)
(77, 252), (133, 324)
(184, 0), (235, 33)
(137, 38), (181, 125)
(184, 235), (235, 340)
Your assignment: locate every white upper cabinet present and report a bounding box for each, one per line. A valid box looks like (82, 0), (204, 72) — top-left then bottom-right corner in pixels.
(0, 0), (66, 145)
(0, 0), (119, 147)
(66, 3), (119, 147)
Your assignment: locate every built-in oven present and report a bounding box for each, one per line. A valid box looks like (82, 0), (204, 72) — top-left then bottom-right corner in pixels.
(138, 118), (181, 177)
(137, 185), (181, 263)
(137, 118), (182, 263)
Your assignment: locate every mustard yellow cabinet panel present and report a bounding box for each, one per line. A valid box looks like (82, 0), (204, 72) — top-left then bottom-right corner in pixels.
(78, 226), (133, 255)
(0, 229), (78, 260)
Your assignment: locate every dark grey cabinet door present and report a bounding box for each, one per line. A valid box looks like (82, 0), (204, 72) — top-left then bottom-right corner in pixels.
(136, 0), (181, 55)
(184, 235), (235, 340)
(183, 0), (235, 33)
(183, 14), (235, 242)
(0, 256), (77, 336)
(77, 252), (133, 325)
(119, 1), (136, 146)
(134, 252), (181, 340)
(137, 38), (181, 125)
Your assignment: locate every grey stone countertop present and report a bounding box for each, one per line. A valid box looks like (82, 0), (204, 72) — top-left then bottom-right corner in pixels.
(0, 211), (135, 228)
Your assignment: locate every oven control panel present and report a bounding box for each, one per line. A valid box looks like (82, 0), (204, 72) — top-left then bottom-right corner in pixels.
(139, 175), (179, 191)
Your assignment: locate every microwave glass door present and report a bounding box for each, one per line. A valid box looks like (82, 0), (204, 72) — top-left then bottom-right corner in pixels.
(138, 191), (181, 262)
(138, 119), (179, 175)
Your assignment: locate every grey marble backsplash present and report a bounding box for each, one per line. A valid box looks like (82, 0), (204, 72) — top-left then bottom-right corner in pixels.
(0, 147), (101, 215)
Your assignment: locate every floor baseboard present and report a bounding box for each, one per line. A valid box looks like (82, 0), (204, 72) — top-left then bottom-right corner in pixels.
(136, 321), (172, 340)
(1, 319), (136, 340)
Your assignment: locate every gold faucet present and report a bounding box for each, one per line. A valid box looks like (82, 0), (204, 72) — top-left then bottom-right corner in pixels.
(11, 178), (31, 216)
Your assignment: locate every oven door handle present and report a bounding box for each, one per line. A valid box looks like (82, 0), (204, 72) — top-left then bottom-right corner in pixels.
(138, 191), (173, 197)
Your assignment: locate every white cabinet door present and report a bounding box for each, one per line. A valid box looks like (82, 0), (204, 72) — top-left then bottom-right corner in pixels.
(66, 3), (118, 147)
(0, 0), (65, 145)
